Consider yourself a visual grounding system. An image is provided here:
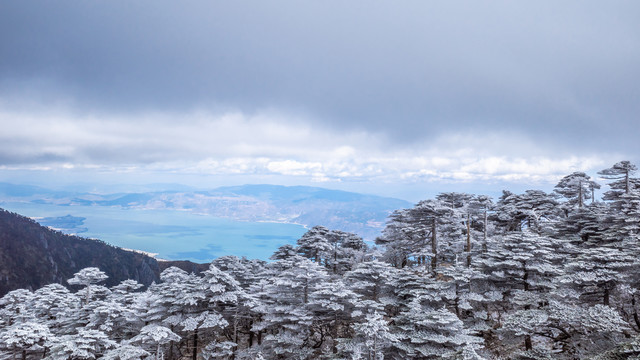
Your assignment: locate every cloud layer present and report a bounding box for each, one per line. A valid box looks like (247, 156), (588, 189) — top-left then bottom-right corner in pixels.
(0, 1), (638, 194)
(0, 107), (614, 187)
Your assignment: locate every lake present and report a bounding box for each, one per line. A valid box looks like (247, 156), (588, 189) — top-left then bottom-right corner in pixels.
(0, 201), (308, 262)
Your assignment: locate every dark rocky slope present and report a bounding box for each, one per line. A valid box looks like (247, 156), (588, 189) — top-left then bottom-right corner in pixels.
(0, 208), (164, 296)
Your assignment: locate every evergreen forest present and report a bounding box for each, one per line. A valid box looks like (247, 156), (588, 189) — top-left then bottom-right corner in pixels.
(3, 161), (640, 359)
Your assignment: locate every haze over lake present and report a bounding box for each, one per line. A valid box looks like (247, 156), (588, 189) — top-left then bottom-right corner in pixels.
(0, 201), (307, 262)
(0, 182), (410, 261)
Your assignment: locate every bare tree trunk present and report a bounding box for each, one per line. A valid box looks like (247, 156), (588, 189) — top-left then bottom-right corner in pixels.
(525, 335), (532, 351)
(466, 213), (472, 267)
(454, 283), (460, 316)
(632, 295), (640, 331)
(431, 218), (437, 275)
(168, 325), (174, 360)
(192, 328), (198, 360)
(523, 263), (529, 292)
(578, 180), (583, 208)
(483, 210), (488, 252)
(234, 309), (239, 343)
(626, 171), (630, 194)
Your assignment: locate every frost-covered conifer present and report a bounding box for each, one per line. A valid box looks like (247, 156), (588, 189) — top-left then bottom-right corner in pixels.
(30, 283), (77, 328)
(269, 244), (299, 261)
(346, 311), (396, 360)
(0, 321), (52, 360)
(212, 255), (267, 290)
(599, 161), (638, 200)
(325, 230), (368, 275)
(391, 298), (483, 359)
(598, 161), (640, 240)
(308, 278), (361, 354)
(491, 190), (560, 234)
(476, 232), (568, 353)
(559, 240), (636, 306)
(345, 260), (398, 316)
(554, 171), (600, 210)
(130, 324), (180, 360)
(67, 267), (109, 305)
(0, 289), (34, 327)
(251, 258), (328, 359)
(102, 343), (150, 360)
(47, 328), (116, 359)
(297, 226), (333, 265)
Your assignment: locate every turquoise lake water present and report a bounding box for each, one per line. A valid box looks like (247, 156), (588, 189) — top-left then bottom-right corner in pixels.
(0, 202), (307, 262)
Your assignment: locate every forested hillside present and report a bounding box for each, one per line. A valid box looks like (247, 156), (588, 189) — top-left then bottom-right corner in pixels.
(0, 210), (208, 296)
(3, 161), (640, 359)
(0, 209), (160, 295)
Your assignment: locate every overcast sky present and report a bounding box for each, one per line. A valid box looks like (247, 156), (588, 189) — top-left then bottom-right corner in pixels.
(1, 1), (638, 200)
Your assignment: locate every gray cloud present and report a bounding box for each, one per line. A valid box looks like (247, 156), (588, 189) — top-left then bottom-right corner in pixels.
(1, 1), (639, 158)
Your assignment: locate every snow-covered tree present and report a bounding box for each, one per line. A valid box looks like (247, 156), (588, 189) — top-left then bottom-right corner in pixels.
(0, 321), (52, 360)
(102, 343), (151, 360)
(491, 190), (560, 234)
(346, 311), (396, 360)
(67, 267), (109, 305)
(599, 161), (638, 200)
(377, 199), (454, 273)
(251, 258), (329, 359)
(270, 244), (299, 261)
(130, 324), (180, 360)
(308, 278), (361, 354)
(554, 171), (600, 210)
(46, 328), (116, 359)
(345, 260), (398, 316)
(0, 289), (34, 327)
(297, 226), (333, 265)
(392, 298), (483, 359)
(559, 240), (636, 306)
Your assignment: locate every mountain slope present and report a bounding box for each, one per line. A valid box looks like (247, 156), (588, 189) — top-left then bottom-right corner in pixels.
(0, 208), (161, 296)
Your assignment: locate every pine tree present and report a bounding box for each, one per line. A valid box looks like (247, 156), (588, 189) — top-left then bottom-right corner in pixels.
(46, 328), (116, 359)
(0, 321), (52, 360)
(0, 289), (34, 327)
(377, 199), (454, 273)
(343, 311), (396, 360)
(102, 343), (151, 360)
(476, 232), (567, 353)
(491, 190), (560, 234)
(559, 240), (636, 306)
(296, 226), (333, 265)
(130, 324), (181, 360)
(599, 161), (638, 200)
(554, 172), (600, 211)
(345, 260), (399, 316)
(251, 258), (329, 359)
(67, 267), (109, 306)
(391, 297), (483, 359)
(308, 277), (361, 355)
(598, 161), (640, 240)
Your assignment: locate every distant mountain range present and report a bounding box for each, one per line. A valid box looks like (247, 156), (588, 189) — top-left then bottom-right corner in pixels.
(0, 183), (412, 240)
